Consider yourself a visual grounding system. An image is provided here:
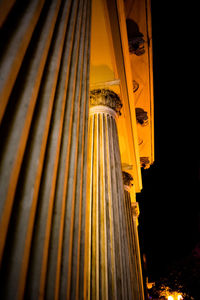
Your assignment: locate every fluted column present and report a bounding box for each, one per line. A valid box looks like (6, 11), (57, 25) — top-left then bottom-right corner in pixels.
(84, 89), (135, 299)
(131, 202), (145, 300)
(0, 1), (91, 299)
(123, 172), (145, 300)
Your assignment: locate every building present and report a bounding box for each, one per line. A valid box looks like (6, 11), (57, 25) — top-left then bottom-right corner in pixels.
(0, 0), (154, 299)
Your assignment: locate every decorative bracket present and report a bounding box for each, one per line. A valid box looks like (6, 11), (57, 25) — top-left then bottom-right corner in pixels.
(135, 108), (148, 126)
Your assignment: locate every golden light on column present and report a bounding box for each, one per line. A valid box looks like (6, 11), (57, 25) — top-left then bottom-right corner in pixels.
(123, 171), (145, 300)
(0, 0), (92, 298)
(84, 89), (136, 299)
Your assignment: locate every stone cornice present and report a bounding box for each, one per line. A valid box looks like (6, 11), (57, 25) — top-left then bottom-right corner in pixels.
(90, 89), (122, 116)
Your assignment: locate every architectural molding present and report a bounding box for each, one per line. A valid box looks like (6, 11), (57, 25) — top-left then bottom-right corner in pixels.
(89, 105), (117, 119)
(122, 163), (133, 171)
(90, 79), (120, 89)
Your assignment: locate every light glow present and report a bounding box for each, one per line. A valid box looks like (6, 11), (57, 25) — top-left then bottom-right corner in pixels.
(178, 296), (183, 300)
(168, 297), (174, 300)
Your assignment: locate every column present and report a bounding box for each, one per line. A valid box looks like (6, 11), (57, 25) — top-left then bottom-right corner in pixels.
(132, 201), (145, 300)
(131, 201), (145, 300)
(0, 1), (91, 299)
(84, 89), (135, 299)
(123, 171), (145, 300)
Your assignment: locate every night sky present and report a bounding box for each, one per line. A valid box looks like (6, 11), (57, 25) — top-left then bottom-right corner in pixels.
(137, 1), (200, 281)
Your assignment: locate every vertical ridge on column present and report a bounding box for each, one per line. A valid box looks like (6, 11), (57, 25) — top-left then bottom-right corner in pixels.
(0, 0), (62, 265)
(78, 2), (92, 296)
(0, 0), (64, 298)
(99, 114), (108, 300)
(91, 113), (100, 300)
(59, 0), (89, 298)
(0, 0), (45, 123)
(69, 0), (91, 298)
(104, 114), (117, 300)
(0, 0), (16, 28)
(23, 0), (74, 298)
(108, 115), (125, 300)
(84, 114), (95, 300)
(43, 0), (84, 299)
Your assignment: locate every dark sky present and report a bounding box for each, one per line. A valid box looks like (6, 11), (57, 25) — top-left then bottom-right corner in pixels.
(137, 1), (200, 281)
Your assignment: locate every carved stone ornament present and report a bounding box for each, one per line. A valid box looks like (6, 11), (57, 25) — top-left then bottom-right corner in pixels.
(133, 80), (139, 93)
(140, 157), (150, 169)
(128, 35), (145, 56)
(135, 108), (148, 126)
(126, 18), (145, 56)
(90, 89), (122, 116)
(131, 202), (140, 218)
(138, 137), (143, 146)
(122, 171), (133, 187)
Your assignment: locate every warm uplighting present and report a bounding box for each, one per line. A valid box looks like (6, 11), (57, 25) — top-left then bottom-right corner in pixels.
(167, 295), (183, 300)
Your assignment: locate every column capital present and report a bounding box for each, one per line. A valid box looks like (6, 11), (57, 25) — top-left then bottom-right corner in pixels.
(131, 202), (140, 219)
(122, 171), (133, 191)
(90, 89), (122, 116)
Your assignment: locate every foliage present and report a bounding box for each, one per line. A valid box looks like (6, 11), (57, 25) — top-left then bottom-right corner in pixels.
(148, 244), (200, 299)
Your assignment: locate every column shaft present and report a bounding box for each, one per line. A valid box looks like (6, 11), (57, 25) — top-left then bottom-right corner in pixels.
(0, 0), (91, 299)
(131, 203), (145, 300)
(124, 188), (139, 298)
(123, 171), (145, 300)
(85, 93), (135, 299)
